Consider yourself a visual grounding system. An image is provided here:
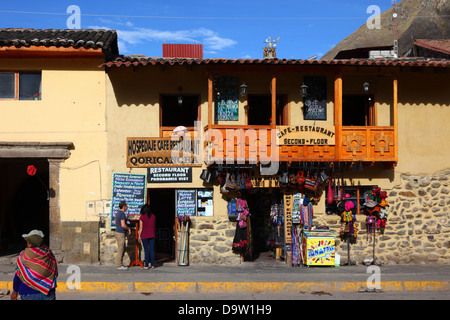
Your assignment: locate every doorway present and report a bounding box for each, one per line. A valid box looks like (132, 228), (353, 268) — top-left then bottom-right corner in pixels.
(0, 158), (49, 255)
(245, 188), (284, 262)
(342, 94), (375, 126)
(147, 189), (176, 263)
(247, 94), (288, 126)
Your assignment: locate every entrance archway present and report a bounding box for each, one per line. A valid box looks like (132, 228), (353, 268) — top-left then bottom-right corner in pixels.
(0, 142), (73, 254)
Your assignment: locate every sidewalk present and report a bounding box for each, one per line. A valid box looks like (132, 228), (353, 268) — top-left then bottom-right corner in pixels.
(1, 257), (449, 294)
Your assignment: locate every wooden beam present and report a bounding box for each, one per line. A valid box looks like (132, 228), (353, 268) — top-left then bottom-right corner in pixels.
(0, 45), (104, 58)
(334, 74), (343, 160)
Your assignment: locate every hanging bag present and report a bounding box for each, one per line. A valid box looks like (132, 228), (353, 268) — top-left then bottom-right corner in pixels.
(226, 172), (237, 190)
(200, 169), (211, 183)
(297, 170), (305, 188)
(244, 173), (254, 190)
(278, 171), (289, 187)
(305, 172), (316, 192)
(327, 176), (334, 204)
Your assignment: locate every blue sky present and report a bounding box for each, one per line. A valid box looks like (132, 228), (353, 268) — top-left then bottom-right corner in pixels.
(0, 0), (393, 59)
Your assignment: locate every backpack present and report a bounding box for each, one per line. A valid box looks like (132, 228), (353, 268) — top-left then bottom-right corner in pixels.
(227, 198), (239, 219)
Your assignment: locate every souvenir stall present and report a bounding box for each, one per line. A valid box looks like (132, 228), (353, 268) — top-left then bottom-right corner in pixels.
(231, 196), (252, 262)
(338, 194), (359, 265)
(268, 197), (284, 260)
(283, 164), (337, 267)
(362, 187), (389, 265)
(212, 162), (337, 265)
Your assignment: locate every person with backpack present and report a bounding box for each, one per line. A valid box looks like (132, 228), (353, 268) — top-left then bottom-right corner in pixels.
(138, 204), (156, 269)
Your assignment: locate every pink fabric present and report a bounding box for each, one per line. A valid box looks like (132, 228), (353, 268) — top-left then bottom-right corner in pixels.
(140, 213), (156, 238)
(345, 201), (354, 211)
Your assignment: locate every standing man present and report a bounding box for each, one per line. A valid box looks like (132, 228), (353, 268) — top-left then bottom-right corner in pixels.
(115, 201), (131, 270)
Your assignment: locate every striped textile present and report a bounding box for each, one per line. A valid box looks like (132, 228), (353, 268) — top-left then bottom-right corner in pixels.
(15, 245), (58, 295)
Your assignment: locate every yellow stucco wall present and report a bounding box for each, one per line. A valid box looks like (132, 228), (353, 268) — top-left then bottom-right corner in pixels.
(0, 58), (108, 221)
(106, 64), (449, 222)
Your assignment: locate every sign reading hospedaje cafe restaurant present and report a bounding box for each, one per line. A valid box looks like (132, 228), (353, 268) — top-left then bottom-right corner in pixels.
(127, 137), (202, 168)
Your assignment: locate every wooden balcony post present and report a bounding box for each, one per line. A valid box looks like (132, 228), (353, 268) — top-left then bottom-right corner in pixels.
(393, 75), (398, 163)
(271, 75), (276, 128)
(334, 74), (343, 160)
(208, 73), (213, 130)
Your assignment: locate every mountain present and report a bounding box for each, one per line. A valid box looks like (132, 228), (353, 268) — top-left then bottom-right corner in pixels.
(322, 0), (450, 60)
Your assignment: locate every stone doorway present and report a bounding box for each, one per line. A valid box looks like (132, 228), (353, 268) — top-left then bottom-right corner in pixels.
(0, 142), (73, 256)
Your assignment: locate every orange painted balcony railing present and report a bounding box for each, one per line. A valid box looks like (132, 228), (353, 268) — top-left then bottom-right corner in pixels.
(203, 125), (397, 164)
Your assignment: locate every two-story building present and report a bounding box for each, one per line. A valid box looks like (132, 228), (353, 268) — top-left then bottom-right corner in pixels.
(102, 43), (449, 266)
(0, 28), (118, 263)
(1, 29), (449, 266)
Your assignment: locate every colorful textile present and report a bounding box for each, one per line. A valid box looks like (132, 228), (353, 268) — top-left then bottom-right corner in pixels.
(15, 245), (58, 295)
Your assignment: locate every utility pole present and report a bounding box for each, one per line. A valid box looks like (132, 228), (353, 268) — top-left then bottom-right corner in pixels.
(392, 0), (399, 58)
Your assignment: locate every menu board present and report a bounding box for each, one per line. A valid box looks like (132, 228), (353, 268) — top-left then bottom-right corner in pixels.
(303, 76), (327, 120)
(176, 189), (197, 217)
(110, 172), (147, 227)
(215, 77), (239, 121)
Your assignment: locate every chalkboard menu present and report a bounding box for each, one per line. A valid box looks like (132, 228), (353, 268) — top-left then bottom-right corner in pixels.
(303, 76), (327, 120)
(215, 77), (239, 121)
(110, 173), (147, 227)
(176, 189), (197, 217)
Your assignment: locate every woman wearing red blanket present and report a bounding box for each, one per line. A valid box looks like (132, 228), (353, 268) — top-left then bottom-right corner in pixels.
(11, 230), (58, 300)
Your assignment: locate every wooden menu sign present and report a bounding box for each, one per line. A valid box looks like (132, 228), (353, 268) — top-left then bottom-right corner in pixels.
(176, 189), (197, 217)
(110, 172), (146, 227)
(284, 192), (293, 245)
(127, 137), (202, 168)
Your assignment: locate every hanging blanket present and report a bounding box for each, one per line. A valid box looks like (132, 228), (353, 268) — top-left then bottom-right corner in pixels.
(15, 245), (58, 295)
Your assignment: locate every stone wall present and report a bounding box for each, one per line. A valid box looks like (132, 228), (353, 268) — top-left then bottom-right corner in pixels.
(318, 170), (450, 265)
(187, 218), (240, 265)
(98, 170), (450, 266)
(99, 218), (240, 266)
(61, 221), (100, 265)
(100, 227), (134, 266)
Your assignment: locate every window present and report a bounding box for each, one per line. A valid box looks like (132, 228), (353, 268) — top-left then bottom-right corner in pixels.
(247, 94), (287, 126)
(342, 95), (375, 126)
(160, 95), (200, 128)
(0, 72), (42, 100)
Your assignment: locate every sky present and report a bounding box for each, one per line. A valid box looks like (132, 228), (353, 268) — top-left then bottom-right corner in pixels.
(0, 0), (394, 59)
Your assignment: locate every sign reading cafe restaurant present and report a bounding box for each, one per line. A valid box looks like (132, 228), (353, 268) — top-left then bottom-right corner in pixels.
(276, 126), (336, 146)
(127, 137), (202, 168)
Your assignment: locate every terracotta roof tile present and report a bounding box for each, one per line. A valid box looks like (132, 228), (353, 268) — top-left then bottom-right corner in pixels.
(0, 28), (119, 58)
(100, 56), (449, 68)
(414, 39), (450, 55)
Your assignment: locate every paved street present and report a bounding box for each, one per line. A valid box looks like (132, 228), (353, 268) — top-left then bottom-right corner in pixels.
(54, 289), (450, 300)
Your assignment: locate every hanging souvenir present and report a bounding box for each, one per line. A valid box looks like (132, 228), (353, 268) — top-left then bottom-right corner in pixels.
(327, 174), (334, 204)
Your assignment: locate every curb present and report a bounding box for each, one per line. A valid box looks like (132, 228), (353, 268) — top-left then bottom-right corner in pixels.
(1, 280), (449, 294)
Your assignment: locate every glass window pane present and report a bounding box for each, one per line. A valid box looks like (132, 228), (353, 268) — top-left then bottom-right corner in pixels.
(0, 73), (16, 99)
(19, 72), (42, 100)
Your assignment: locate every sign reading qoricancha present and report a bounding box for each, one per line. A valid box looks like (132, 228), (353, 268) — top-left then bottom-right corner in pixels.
(276, 126), (335, 146)
(127, 137), (202, 168)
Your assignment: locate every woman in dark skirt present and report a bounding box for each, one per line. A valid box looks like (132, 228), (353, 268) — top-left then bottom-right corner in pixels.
(232, 198), (252, 261)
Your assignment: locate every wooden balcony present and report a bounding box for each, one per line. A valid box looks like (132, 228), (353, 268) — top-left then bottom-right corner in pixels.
(205, 125), (397, 164)
(205, 73), (399, 166)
